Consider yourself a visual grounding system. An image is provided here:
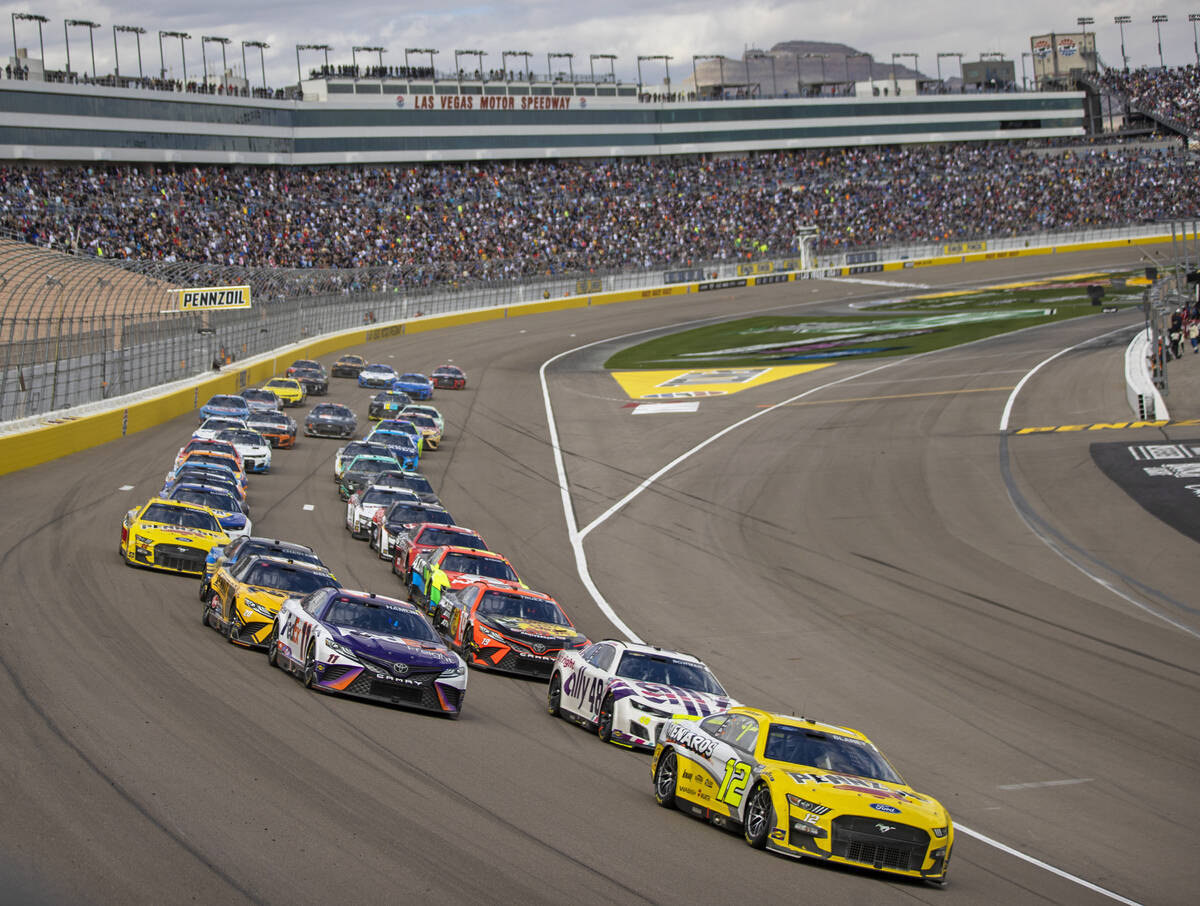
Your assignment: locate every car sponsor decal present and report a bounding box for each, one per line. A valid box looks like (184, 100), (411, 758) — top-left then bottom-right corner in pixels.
(666, 723), (717, 759)
(870, 803), (901, 813)
(789, 772), (910, 800)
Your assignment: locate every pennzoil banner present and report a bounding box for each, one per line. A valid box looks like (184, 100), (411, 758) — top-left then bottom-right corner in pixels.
(171, 285), (252, 311)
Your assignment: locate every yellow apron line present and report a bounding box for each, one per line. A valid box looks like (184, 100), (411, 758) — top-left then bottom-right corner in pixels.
(1013, 418), (1200, 434)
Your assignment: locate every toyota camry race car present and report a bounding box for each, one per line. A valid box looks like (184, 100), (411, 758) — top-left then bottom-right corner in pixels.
(432, 582), (589, 678)
(331, 354), (367, 378)
(120, 498), (231, 576)
(246, 411), (297, 449)
(650, 708), (954, 884)
(547, 641), (736, 750)
(200, 536), (327, 600)
(390, 523), (484, 584)
(431, 364), (466, 390)
(371, 501), (454, 559)
(368, 389), (412, 421)
(398, 411), (442, 450)
(409, 546), (521, 612)
(269, 587), (467, 717)
(203, 555), (340, 649)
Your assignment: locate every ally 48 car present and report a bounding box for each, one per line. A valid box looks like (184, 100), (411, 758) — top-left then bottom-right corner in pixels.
(547, 640), (736, 749)
(650, 707), (953, 884)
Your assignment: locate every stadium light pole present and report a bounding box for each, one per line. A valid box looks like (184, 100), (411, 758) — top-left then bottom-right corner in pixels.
(547, 51), (573, 83)
(936, 52), (962, 91)
(803, 52), (829, 92)
(404, 47), (437, 81)
(590, 53), (617, 85)
(892, 52), (917, 93)
(64, 19), (99, 80)
(847, 52), (872, 93)
(456, 49), (485, 84)
(692, 54), (723, 98)
(353, 45), (385, 78)
(242, 40), (268, 93)
(1190, 14), (1200, 65)
(1021, 51), (1031, 90)
(1114, 15), (1132, 71)
(159, 30), (190, 82)
(1152, 14), (1168, 68)
(746, 51), (776, 96)
(636, 54), (671, 95)
(11, 12), (47, 75)
(202, 36), (230, 92)
(296, 43), (331, 84)
(113, 25), (146, 80)
(1076, 16), (1094, 70)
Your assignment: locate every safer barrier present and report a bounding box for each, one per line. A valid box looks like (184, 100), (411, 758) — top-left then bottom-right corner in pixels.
(1125, 327), (1169, 422)
(0, 227), (1189, 476)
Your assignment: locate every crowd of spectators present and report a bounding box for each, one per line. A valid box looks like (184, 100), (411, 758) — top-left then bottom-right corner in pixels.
(1099, 65), (1200, 135)
(309, 64), (434, 81)
(0, 141), (1195, 286)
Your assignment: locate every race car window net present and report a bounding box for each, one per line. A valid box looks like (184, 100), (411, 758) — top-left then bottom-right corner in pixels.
(141, 503), (221, 533)
(616, 653), (726, 696)
(477, 592), (568, 625)
(762, 726), (903, 784)
(325, 600), (439, 642)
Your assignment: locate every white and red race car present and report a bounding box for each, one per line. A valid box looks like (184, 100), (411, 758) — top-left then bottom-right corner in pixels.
(345, 486), (419, 540)
(547, 639), (737, 750)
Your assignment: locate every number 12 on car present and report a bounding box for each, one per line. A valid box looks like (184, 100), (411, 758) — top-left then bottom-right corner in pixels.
(717, 758), (751, 807)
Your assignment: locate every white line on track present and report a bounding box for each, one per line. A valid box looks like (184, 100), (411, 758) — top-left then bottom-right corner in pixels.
(826, 277), (933, 288)
(997, 778), (1093, 791)
(540, 319), (1149, 905)
(302, 504), (314, 511)
(118, 484), (134, 491)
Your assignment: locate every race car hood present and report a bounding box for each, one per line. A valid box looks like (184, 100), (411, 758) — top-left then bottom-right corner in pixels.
(777, 770), (948, 825)
(447, 573), (520, 590)
(480, 615), (584, 644)
(608, 680), (735, 718)
(330, 627), (456, 670)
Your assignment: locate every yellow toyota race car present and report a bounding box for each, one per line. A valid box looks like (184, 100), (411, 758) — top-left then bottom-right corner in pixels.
(650, 707), (953, 884)
(120, 498), (231, 576)
(202, 554), (340, 649)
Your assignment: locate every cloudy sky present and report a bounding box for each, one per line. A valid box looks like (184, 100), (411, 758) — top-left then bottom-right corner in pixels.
(9, 1), (1198, 87)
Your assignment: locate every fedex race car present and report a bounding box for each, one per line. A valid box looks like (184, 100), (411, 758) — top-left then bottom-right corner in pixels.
(547, 640), (735, 750)
(650, 707), (953, 884)
(269, 587), (467, 717)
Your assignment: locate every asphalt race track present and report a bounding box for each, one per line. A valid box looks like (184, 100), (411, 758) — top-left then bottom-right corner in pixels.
(1, 247), (1196, 905)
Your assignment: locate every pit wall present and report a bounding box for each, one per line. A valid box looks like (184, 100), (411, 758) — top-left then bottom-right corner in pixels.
(0, 230), (1185, 476)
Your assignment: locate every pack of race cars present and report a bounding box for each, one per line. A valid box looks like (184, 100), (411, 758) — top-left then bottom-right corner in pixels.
(117, 350), (954, 885)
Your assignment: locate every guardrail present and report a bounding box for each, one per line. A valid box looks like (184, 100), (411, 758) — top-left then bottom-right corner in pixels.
(1125, 327), (1169, 421)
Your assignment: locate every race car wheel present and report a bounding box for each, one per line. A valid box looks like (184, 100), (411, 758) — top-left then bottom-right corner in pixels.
(265, 628), (279, 668)
(302, 644), (317, 688)
(744, 783), (774, 850)
(547, 674), (562, 717)
(653, 750), (678, 810)
(597, 694), (615, 743)
(201, 598), (212, 628)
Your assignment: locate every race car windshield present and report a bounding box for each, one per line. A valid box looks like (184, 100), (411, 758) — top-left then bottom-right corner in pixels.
(407, 414), (436, 429)
(421, 528), (483, 548)
(442, 554), (516, 581)
(249, 414), (288, 427)
(141, 503), (221, 532)
(208, 396), (243, 408)
(400, 475), (436, 496)
(362, 488), (411, 505)
(348, 460), (395, 477)
(170, 488), (239, 512)
(325, 600), (439, 642)
(762, 726), (903, 784)
(399, 374), (426, 382)
(616, 653), (726, 695)
(387, 507), (451, 528)
(477, 592), (569, 625)
(217, 430), (265, 445)
(243, 564), (337, 594)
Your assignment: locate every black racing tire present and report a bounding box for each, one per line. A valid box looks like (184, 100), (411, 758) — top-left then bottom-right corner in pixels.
(547, 674), (562, 717)
(219, 595), (237, 644)
(198, 579), (210, 601)
(597, 694), (615, 743)
(653, 749), (679, 810)
(265, 627), (279, 668)
(302, 643), (317, 689)
(744, 782), (774, 850)
(201, 597), (212, 628)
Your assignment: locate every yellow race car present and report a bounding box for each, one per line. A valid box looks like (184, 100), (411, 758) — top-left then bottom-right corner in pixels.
(202, 554), (340, 649)
(120, 498), (231, 576)
(262, 377), (306, 407)
(650, 707), (953, 884)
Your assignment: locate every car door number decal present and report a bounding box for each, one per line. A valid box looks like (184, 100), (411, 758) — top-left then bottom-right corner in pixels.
(716, 758), (751, 808)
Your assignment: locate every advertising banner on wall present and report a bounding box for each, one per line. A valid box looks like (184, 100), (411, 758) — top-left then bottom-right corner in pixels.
(169, 285), (253, 312)
(1030, 32), (1096, 84)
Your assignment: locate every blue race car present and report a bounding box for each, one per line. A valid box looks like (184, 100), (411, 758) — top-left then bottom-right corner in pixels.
(391, 372), (434, 400)
(364, 428), (420, 471)
(199, 394), (251, 421)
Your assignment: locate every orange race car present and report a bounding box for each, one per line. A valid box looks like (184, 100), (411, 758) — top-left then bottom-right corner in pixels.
(431, 581), (589, 679)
